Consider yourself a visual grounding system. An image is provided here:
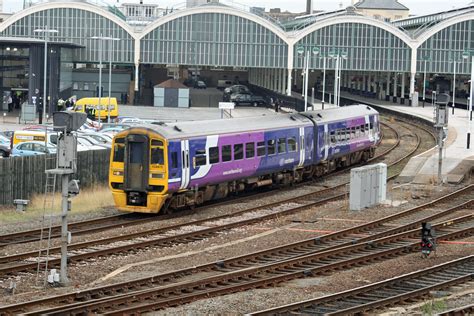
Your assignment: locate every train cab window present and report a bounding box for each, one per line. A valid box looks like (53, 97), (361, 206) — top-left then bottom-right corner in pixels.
(234, 144), (243, 160)
(113, 138), (125, 162)
(209, 147), (219, 164)
(195, 149), (206, 167)
(288, 137), (297, 152)
(245, 142), (255, 159)
(222, 145), (232, 162)
(171, 152), (178, 168)
(257, 141), (266, 157)
(277, 138), (286, 153)
(151, 140), (164, 165)
(267, 139), (276, 155)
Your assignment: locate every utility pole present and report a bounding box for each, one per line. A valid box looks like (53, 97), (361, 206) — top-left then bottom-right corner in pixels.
(434, 93), (450, 185)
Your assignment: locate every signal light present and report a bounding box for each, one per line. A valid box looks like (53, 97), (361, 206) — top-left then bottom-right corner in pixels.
(421, 222), (436, 257)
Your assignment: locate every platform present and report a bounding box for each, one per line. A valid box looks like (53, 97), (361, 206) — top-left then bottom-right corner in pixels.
(325, 92), (474, 184)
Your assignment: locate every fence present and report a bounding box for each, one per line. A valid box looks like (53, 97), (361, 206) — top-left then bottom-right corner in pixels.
(0, 149), (110, 206)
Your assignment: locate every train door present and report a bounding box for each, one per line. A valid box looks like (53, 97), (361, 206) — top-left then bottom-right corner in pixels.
(323, 124), (329, 160)
(124, 134), (149, 191)
(298, 127), (305, 167)
(180, 140), (191, 189)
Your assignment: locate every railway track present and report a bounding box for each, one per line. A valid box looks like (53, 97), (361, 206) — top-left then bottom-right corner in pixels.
(5, 208), (472, 315)
(0, 186), (471, 314)
(249, 255), (474, 315)
(0, 119), (407, 248)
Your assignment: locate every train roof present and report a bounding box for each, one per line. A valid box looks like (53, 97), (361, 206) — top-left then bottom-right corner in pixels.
(138, 112), (313, 140)
(303, 104), (378, 124)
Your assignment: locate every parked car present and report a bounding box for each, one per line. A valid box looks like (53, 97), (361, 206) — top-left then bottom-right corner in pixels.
(11, 141), (56, 157)
(82, 132), (112, 145)
(76, 136), (108, 151)
(99, 127), (125, 136)
(231, 93), (266, 106)
(194, 80), (207, 89)
(77, 134), (111, 149)
(0, 134), (11, 158)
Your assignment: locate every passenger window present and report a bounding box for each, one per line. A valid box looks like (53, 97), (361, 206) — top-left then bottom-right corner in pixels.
(257, 141), (266, 156)
(246, 142), (255, 158)
(222, 145), (232, 162)
(360, 125), (365, 134)
(277, 138), (286, 153)
(366, 124), (370, 133)
(195, 149), (206, 167)
(113, 138), (124, 162)
(209, 147), (219, 164)
(351, 127), (356, 139)
(356, 126), (361, 138)
(234, 144), (243, 160)
(288, 137), (297, 152)
(267, 139), (276, 155)
(330, 131), (336, 144)
(171, 152), (178, 169)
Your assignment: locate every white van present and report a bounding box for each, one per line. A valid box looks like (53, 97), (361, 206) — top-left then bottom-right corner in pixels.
(217, 80), (232, 90)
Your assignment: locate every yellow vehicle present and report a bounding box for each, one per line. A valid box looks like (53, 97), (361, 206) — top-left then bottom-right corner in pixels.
(11, 130), (58, 147)
(73, 97), (119, 121)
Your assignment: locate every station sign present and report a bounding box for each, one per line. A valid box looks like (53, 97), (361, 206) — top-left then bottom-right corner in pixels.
(219, 102), (235, 110)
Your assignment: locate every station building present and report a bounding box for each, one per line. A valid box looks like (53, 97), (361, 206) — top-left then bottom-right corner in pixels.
(0, 0), (474, 113)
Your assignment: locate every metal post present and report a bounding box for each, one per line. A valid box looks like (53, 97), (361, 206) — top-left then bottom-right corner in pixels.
(334, 55), (339, 106)
(423, 59), (427, 108)
(311, 87), (314, 106)
(322, 56), (326, 109)
(60, 172), (69, 285)
(108, 39), (112, 123)
(337, 57), (343, 107)
(438, 127), (443, 185)
(304, 51), (309, 111)
(98, 35), (102, 126)
(468, 55), (474, 149)
(452, 60), (456, 115)
(43, 30), (48, 124)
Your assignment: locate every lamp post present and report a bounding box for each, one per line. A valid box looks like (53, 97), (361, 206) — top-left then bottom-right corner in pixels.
(296, 45), (320, 112)
(421, 55), (430, 108)
(462, 50), (474, 149)
(91, 36), (120, 124)
(328, 49), (348, 107)
(320, 54), (327, 109)
(34, 27), (58, 124)
(449, 57), (460, 115)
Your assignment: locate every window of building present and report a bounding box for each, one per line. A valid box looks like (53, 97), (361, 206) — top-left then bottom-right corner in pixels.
(209, 147), (219, 164)
(246, 142), (255, 158)
(222, 145), (232, 162)
(234, 144), (243, 160)
(277, 138), (286, 153)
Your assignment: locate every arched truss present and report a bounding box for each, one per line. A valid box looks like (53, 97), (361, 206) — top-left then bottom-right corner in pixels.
(0, 2), (137, 64)
(416, 12), (474, 75)
(139, 6), (290, 68)
(291, 15), (415, 72)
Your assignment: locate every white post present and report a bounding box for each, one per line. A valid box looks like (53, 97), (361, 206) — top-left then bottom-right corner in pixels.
(334, 56), (339, 106)
(322, 56), (326, 108)
(337, 57), (343, 107)
(287, 67), (292, 96)
(304, 51), (309, 111)
(393, 72), (397, 102)
(469, 55), (473, 149)
(43, 31), (48, 123)
(108, 39), (112, 123)
(98, 34), (102, 125)
(60, 172), (69, 286)
(423, 59), (427, 108)
(452, 60), (456, 115)
(401, 73), (406, 104)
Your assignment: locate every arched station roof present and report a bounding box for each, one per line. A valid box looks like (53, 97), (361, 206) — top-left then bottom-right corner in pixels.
(0, 2), (136, 64)
(138, 5), (290, 68)
(415, 12), (474, 74)
(290, 15), (415, 72)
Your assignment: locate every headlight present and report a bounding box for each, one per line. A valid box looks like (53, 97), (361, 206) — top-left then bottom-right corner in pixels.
(113, 170), (124, 176)
(150, 173), (164, 179)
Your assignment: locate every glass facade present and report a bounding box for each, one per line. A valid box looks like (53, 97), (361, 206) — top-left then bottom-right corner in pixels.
(417, 20), (474, 75)
(0, 8), (135, 64)
(295, 23), (411, 72)
(140, 13), (288, 68)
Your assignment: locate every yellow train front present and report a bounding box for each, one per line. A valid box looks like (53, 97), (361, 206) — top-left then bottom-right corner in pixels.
(109, 127), (169, 213)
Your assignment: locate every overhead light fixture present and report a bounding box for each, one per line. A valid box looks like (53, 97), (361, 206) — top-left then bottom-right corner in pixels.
(6, 47), (10, 51)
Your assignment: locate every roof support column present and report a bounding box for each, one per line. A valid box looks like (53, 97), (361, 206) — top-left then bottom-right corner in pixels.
(386, 72), (391, 101)
(392, 73), (397, 103)
(410, 47), (417, 106)
(287, 44), (294, 96)
(280, 68), (286, 94)
(401, 72), (406, 104)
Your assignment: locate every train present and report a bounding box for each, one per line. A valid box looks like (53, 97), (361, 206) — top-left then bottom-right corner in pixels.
(109, 104), (380, 214)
